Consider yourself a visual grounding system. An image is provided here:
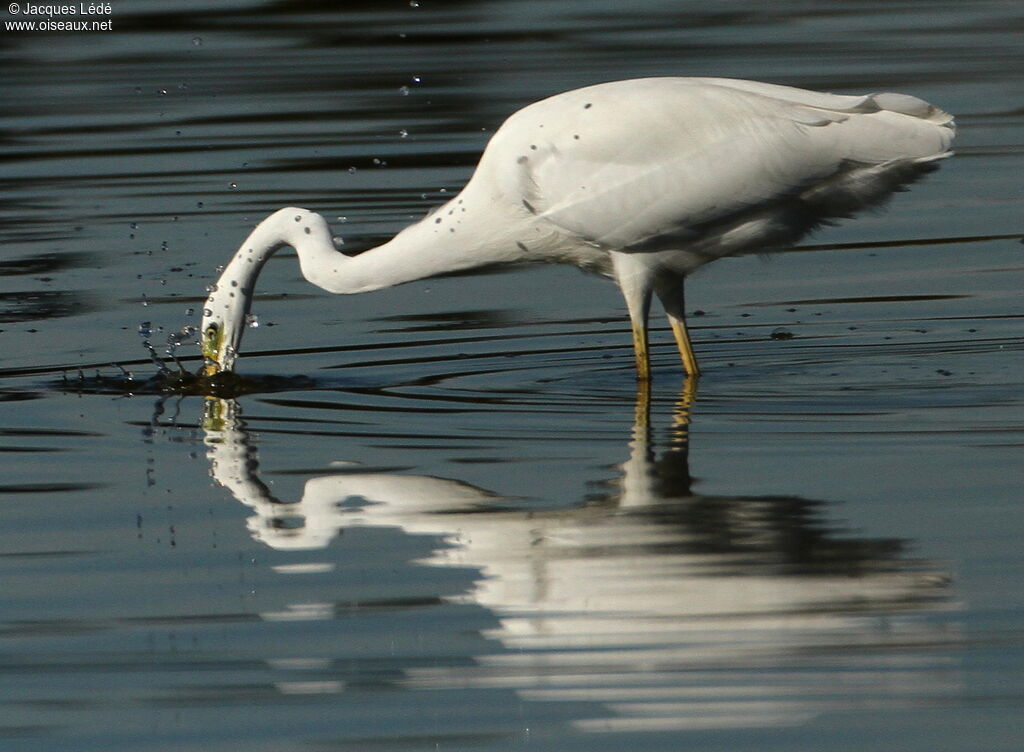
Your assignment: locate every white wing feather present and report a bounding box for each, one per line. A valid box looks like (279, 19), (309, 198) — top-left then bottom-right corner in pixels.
(481, 78), (954, 253)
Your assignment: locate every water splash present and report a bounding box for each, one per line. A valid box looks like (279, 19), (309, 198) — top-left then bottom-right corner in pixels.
(141, 339), (173, 376)
(164, 324), (199, 372)
(138, 322), (199, 376)
(137, 321), (170, 375)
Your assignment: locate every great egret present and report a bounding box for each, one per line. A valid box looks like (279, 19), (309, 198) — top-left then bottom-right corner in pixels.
(200, 77), (954, 379)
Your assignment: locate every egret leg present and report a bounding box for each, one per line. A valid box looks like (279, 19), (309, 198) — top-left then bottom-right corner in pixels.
(669, 315), (700, 377)
(656, 278), (701, 377)
(631, 318), (651, 382)
(612, 253), (655, 382)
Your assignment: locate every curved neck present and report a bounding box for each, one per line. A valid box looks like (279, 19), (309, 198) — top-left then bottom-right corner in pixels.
(225, 203), (520, 295)
(200, 203), (521, 371)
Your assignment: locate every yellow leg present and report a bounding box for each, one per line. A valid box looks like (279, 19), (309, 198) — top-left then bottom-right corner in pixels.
(631, 320), (651, 382)
(669, 314), (700, 378)
(655, 275), (701, 379)
(611, 251), (654, 383)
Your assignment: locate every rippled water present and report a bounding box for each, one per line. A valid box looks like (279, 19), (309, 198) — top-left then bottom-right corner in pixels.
(2, 1), (1023, 750)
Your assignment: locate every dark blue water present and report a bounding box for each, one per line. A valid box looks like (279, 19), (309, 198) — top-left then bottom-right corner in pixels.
(1, 1), (1022, 750)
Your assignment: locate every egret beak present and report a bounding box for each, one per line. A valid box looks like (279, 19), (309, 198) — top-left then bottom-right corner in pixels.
(201, 322), (229, 375)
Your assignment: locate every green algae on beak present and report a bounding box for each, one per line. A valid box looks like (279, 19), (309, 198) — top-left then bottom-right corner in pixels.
(201, 323), (225, 376)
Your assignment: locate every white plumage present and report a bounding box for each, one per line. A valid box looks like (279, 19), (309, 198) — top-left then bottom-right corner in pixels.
(200, 77), (955, 378)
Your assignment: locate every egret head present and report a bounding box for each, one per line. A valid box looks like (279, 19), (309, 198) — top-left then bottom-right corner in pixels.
(200, 278), (249, 375)
(198, 207), (326, 375)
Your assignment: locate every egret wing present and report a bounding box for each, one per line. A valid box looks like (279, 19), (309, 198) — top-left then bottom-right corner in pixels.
(491, 78), (953, 251)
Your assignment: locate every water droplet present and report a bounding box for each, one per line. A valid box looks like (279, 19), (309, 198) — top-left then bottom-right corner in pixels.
(411, 76), (422, 84)
(347, 166), (357, 174)
(770, 327), (794, 340)
(245, 313), (260, 329)
(191, 36), (202, 46)
(165, 325), (198, 354)
(409, 0), (420, 6)
(196, 201), (204, 208)
(138, 321), (153, 338)
(157, 88), (168, 96)
(332, 236), (345, 246)
(129, 222), (138, 230)
(398, 128), (408, 138)
(398, 85), (410, 96)
(336, 216), (348, 223)
(228, 182), (237, 189)
(141, 294), (149, 307)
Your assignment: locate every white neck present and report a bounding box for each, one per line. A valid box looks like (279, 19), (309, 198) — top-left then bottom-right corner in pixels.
(225, 200), (530, 295)
(200, 198), (529, 371)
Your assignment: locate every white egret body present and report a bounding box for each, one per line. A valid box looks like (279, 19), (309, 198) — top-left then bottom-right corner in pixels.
(200, 77), (954, 378)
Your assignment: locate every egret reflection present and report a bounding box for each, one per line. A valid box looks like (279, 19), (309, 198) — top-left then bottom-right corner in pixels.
(202, 388), (957, 731)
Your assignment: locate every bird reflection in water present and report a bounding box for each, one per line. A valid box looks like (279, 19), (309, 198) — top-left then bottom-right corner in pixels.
(202, 384), (958, 732)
